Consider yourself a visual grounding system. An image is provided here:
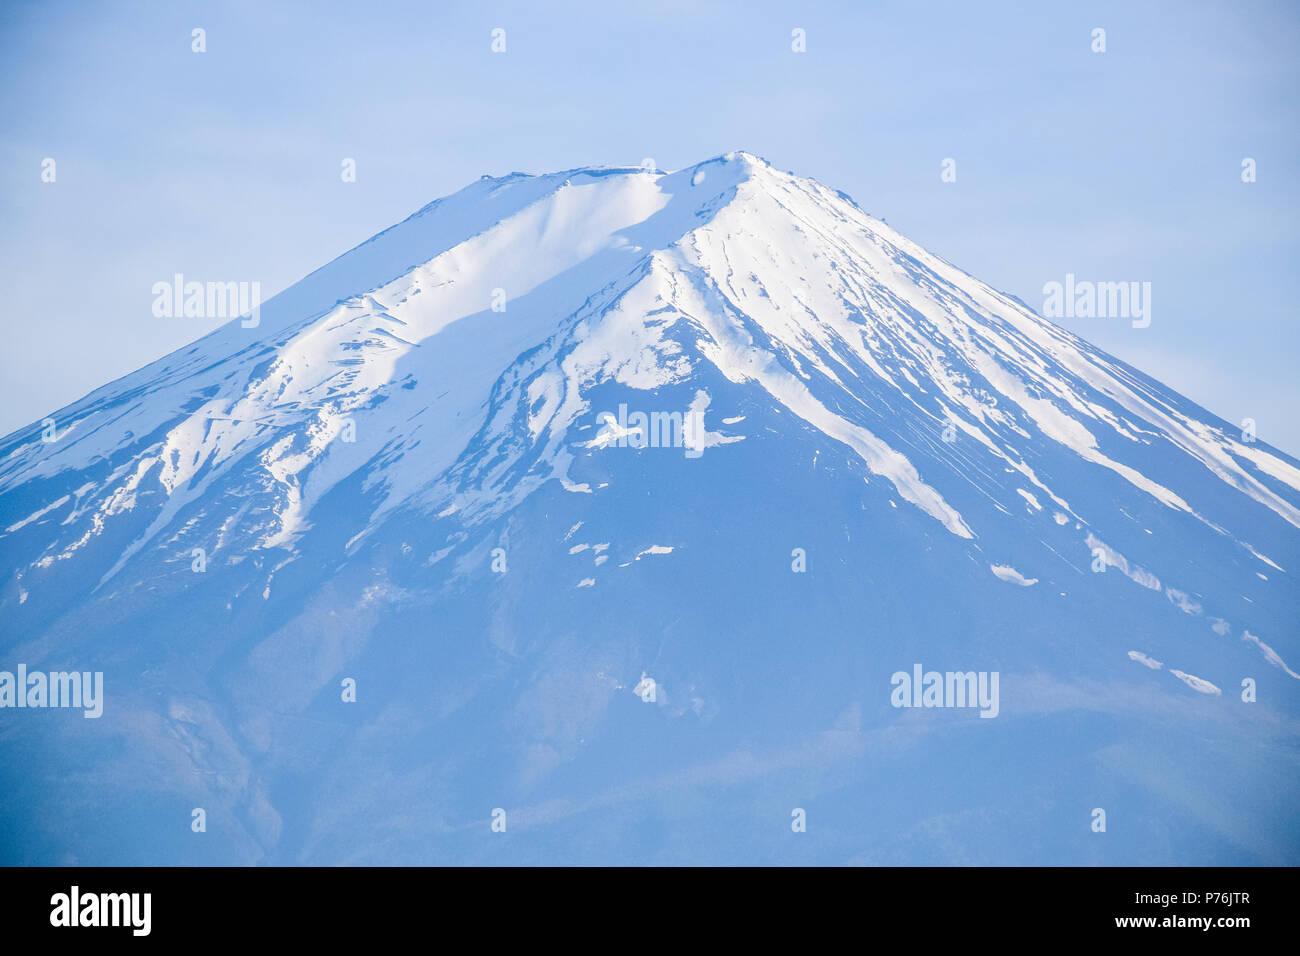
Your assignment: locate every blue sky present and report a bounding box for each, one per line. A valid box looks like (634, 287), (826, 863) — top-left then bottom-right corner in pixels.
(2, 0), (1297, 451)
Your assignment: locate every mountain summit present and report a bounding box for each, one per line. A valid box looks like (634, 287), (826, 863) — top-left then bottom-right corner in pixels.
(2, 152), (1297, 864)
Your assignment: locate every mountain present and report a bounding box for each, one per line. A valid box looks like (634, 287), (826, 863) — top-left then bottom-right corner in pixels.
(1, 151), (1297, 865)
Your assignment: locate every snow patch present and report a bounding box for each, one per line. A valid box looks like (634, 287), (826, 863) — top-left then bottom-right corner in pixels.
(1241, 630), (1300, 680)
(1127, 650), (1163, 670)
(1016, 489), (1042, 512)
(1170, 670), (1221, 696)
(990, 564), (1037, 586)
(633, 545), (674, 561)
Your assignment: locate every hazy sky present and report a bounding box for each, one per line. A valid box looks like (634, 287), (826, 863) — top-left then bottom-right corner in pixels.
(2, 0), (1297, 452)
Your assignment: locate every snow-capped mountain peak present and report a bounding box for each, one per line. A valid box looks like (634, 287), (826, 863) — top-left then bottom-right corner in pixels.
(2, 153), (1297, 864)
(3, 152), (1298, 585)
